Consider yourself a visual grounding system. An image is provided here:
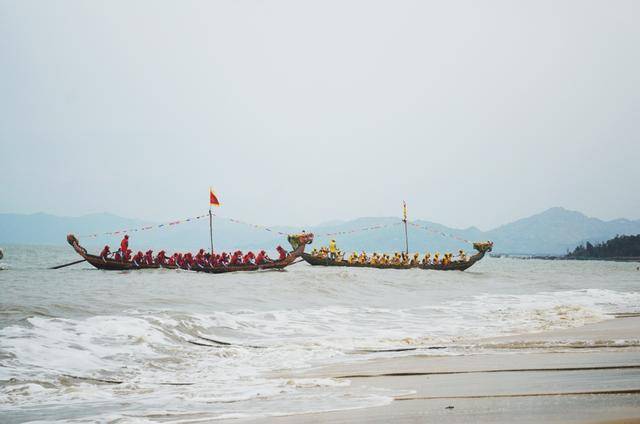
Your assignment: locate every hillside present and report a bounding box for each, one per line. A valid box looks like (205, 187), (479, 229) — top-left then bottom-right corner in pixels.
(485, 207), (640, 255)
(1, 208), (639, 255)
(567, 234), (640, 259)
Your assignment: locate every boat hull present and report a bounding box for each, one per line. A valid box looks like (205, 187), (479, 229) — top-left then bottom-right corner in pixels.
(301, 242), (491, 271)
(67, 234), (312, 273)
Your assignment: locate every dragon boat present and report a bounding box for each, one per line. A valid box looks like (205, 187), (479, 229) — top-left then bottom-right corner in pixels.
(66, 233), (314, 273)
(301, 241), (493, 271)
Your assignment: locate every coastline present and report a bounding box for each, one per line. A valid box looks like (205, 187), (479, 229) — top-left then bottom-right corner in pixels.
(491, 254), (640, 263)
(227, 317), (640, 423)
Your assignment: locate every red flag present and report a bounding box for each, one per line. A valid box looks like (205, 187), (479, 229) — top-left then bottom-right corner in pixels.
(209, 188), (221, 207)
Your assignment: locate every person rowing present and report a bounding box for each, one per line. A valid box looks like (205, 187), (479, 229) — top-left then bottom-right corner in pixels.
(229, 251), (242, 265)
(256, 250), (269, 265)
(195, 249), (206, 268)
(276, 246), (287, 261)
(358, 251), (368, 264)
(458, 249), (467, 261)
(144, 250), (154, 265)
(243, 251), (256, 265)
(132, 251), (144, 267)
(347, 252), (357, 264)
(100, 245), (111, 260)
(156, 250), (167, 266)
(185, 252), (195, 269)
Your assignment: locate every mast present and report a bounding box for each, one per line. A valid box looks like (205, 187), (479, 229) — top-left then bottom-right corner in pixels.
(209, 206), (214, 255)
(208, 187), (221, 255)
(403, 201), (409, 254)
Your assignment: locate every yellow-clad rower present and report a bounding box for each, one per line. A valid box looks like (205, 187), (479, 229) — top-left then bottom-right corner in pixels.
(459, 249), (467, 261)
(329, 240), (337, 259)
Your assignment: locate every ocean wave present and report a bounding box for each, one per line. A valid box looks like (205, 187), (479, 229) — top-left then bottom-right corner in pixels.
(1, 261), (639, 422)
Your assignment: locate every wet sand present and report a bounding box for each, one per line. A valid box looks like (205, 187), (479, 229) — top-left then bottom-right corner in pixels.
(228, 317), (640, 423)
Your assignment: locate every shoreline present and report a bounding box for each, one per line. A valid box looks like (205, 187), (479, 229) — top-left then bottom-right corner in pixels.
(227, 318), (640, 423)
(491, 254), (640, 263)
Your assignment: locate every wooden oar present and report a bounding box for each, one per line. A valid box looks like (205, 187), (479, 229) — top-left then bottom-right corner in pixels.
(50, 259), (86, 269)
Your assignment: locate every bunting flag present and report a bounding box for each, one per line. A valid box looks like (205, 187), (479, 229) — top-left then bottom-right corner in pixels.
(323, 222), (403, 237)
(210, 188), (221, 207)
(407, 221), (472, 245)
(403, 201), (408, 221)
(79, 210), (472, 246)
(81, 214), (209, 238)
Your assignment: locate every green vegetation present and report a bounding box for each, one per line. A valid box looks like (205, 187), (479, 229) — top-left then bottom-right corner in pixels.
(566, 234), (640, 259)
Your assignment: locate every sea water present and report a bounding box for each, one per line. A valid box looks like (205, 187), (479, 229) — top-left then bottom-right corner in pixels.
(0, 245), (639, 422)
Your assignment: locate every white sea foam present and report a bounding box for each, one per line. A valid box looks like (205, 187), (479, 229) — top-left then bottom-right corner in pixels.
(1, 257), (639, 421)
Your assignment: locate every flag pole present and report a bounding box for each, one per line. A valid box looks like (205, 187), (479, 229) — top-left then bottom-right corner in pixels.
(403, 201), (409, 255)
(209, 206), (214, 255)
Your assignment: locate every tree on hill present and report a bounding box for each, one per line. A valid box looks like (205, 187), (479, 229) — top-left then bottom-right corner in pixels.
(566, 234), (640, 259)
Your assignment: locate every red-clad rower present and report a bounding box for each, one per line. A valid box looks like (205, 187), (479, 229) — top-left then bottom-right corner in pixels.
(184, 252), (194, 268)
(242, 251), (255, 265)
(100, 245), (111, 259)
(255, 250), (268, 265)
(220, 252), (229, 265)
(156, 250), (167, 265)
(229, 251), (242, 265)
(276, 246), (287, 261)
(125, 249), (132, 261)
(132, 251), (144, 266)
(144, 250), (154, 265)
(195, 249), (206, 267)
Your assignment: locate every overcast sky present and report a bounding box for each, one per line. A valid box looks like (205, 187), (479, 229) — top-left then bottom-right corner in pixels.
(1, 0), (638, 230)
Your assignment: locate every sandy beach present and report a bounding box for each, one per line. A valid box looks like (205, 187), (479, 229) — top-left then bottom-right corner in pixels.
(227, 317), (640, 423)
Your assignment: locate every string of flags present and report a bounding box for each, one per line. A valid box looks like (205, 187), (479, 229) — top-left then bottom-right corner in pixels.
(224, 217), (289, 236)
(322, 221), (403, 237)
(80, 190), (470, 245)
(407, 221), (472, 245)
(81, 214), (405, 239)
(81, 215), (471, 244)
(82, 214), (210, 238)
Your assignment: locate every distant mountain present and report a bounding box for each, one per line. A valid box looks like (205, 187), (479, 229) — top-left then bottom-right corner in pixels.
(0, 212), (146, 245)
(1, 208), (639, 255)
(486, 207), (640, 255)
(0, 212), (294, 252)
